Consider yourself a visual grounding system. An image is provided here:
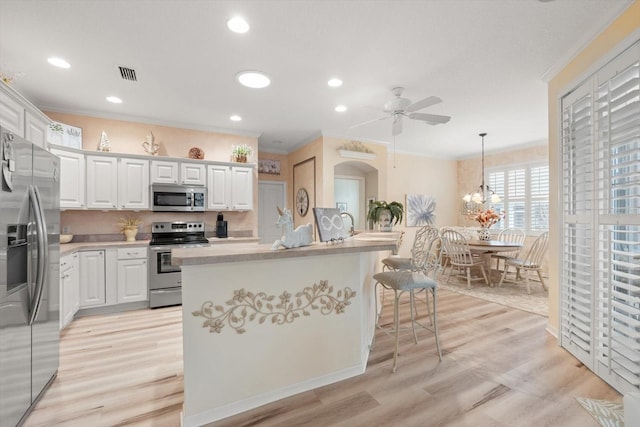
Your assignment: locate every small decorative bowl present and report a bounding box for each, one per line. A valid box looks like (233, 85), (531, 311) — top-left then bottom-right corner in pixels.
(60, 234), (74, 244)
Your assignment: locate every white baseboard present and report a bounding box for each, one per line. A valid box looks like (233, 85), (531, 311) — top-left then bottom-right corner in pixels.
(546, 323), (558, 338)
(182, 364), (365, 427)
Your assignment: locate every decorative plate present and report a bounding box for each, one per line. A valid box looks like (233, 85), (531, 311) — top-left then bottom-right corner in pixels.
(189, 147), (204, 159)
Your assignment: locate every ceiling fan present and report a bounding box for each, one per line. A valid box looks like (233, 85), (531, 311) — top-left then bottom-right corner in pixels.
(350, 87), (451, 136)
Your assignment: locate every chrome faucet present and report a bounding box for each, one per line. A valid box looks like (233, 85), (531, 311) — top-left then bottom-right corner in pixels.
(340, 211), (355, 236)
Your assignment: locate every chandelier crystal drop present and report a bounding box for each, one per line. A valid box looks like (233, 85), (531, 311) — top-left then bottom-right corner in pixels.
(463, 133), (501, 207)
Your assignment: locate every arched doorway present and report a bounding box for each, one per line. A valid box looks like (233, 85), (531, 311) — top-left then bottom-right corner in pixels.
(334, 161), (379, 232)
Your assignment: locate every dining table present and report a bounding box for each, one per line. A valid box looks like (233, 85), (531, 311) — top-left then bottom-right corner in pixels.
(466, 239), (524, 286)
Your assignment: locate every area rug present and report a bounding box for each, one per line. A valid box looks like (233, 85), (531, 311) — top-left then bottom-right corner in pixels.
(575, 397), (624, 427)
(436, 271), (548, 317)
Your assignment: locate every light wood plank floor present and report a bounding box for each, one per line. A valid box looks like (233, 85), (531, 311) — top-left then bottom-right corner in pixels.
(24, 289), (620, 427)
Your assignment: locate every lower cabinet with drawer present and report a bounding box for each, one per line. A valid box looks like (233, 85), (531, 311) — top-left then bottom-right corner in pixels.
(116, 247), (148, 303)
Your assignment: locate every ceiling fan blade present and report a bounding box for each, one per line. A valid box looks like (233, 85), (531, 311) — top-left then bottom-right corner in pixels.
(348, 115), (390, 129)
(408, 112), (451, 125)
(392, 116), (403, 136)
(405, 96), (442, 113)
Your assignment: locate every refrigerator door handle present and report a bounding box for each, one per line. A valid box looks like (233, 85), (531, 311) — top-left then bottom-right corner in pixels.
(28, 184), (48, 325)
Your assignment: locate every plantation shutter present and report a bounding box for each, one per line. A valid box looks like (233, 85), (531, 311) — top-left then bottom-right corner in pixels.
(560, 40), (640, 394)
(561, 81), (595, 366)
(530, 166), (549, 232)
(507, 169), (526, 230)
(488, 171), (505, 229)
(593, 43), (640, 392)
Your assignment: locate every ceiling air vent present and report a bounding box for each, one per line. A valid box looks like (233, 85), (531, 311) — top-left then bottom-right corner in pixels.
(118, 65), (137, 82)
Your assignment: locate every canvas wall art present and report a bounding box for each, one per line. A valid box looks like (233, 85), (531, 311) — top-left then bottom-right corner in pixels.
(406, 194), (436, 227)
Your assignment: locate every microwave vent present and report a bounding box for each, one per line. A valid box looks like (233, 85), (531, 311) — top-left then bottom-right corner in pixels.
(118, 65), (137, 82)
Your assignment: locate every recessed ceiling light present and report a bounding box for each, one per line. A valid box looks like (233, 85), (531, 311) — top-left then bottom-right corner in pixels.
(106, 96), (122, 104)
(328, 78), (342, 87)
(227, 16), (250, 33)
(335, 105), (347, 113)
(236, 71), (271, 89)
(230, 115), (242, 122)
(47, 57), (70, 69)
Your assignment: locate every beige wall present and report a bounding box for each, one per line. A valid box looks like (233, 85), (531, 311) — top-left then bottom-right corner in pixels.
(547, 2), (640, 334)
(288, 137), (323, 228)
(257, 152), (289, 183)
(47, 112), (259, 238)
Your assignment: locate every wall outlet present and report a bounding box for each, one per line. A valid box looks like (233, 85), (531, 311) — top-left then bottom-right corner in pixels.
(62, 226), (70, 234)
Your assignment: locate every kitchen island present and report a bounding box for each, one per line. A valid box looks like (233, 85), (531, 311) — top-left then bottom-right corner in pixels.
(172, 237), (398, 426)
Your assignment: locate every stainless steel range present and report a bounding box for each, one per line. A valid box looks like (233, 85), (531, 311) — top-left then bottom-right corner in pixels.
(148, 221), (209, 308)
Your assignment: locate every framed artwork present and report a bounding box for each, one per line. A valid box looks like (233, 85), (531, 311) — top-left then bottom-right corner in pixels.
(336, 202), (347, 212)
(47, 121), (82, 149)
(258, 159), (281, 175)
(406, 194), (436, 227)
(313, 207), (349, 242)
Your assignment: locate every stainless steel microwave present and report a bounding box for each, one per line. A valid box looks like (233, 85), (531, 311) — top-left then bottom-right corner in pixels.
(151, 184), (206, 212)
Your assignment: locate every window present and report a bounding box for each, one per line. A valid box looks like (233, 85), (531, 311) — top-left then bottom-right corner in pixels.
(487, 163), (549, 234)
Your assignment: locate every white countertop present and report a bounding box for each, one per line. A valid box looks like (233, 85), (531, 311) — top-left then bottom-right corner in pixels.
(59, 236), (260, 256)
(172, 237), (398, 266)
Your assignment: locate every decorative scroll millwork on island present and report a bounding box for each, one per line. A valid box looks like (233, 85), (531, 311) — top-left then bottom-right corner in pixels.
(192, 280), (356, 335)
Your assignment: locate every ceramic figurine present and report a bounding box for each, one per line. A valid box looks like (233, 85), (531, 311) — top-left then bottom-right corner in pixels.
(97, 131), (111, 152)
(271, 207), (313, 250)
(142, 131), (159, 155)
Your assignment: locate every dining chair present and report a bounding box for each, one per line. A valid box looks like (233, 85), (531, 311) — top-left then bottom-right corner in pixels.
(491, 228), (526, 271)
(440, 229), (489, 289)
(498, 231), (549, 294)
(372, 226), (442, 372)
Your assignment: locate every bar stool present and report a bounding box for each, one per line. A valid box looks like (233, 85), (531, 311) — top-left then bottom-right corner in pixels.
(378, 226), (437, 326)
(372, 227), (442, 372)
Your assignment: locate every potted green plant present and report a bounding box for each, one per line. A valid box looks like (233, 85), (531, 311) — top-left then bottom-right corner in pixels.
(118, 215), (142, 242)
(231, 144), (253, 163)
(367, 200), (404, 231)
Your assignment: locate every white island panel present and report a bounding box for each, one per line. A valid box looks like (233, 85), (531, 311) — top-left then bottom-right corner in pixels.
(179, 246), (385, 426)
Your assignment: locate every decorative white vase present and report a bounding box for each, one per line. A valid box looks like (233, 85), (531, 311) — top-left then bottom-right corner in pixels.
(378, 209), (393, 232)
(123, 227), (138, 242)
(478, 227), (491, 241)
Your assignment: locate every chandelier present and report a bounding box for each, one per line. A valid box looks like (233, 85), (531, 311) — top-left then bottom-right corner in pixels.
(463, 132), (501, 206)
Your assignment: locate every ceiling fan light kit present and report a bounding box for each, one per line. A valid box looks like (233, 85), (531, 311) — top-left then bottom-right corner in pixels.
(350, 87), (451, 136)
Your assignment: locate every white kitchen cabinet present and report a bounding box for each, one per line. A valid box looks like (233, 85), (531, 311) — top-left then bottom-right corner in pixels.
(118, 157), (149, 209)
(151, 160), (206, 186)
(79, 250), (106, 308)
(150, 160), (179, 184)
(181, 163), (206, 186)
(116, 247), (148, 303)
(50, 148), (85, 209)
(24, 111), (50, 148)
(85, 154), (150, 210)
(0, 87), (25, 137)
(231, 166), (253, 210)
(1, 82), (52, 147)
(60, 253), (79, 329)
(86, 155), (118, 209)
(207, 164), (254, 211)
(207, 164), (231, 210)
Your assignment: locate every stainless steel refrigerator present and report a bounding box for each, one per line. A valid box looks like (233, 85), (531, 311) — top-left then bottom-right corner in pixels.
(0, 126), (60, 427)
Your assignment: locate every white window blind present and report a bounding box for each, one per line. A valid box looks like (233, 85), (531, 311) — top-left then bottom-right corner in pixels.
(561, 40), (640, 394)
(488, 164), (548, 234)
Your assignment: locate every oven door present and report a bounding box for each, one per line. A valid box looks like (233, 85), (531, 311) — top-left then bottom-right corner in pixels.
(149, 246), (181, 290)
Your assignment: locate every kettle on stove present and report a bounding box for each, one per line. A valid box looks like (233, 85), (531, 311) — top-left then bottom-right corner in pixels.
(216, 212), (228, 238)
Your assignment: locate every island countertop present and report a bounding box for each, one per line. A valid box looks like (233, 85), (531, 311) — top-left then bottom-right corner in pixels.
(172, 238), (398, 266)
